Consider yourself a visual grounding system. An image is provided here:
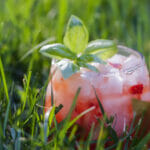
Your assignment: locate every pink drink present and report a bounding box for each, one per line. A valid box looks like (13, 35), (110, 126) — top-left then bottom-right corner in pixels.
(45, 45), (150, 136)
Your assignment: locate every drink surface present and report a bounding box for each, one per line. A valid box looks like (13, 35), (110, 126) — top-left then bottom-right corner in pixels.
(45, 46), (150, 136)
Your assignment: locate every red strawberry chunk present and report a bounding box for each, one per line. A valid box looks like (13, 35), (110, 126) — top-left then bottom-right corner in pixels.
(129, 84), (143, 94)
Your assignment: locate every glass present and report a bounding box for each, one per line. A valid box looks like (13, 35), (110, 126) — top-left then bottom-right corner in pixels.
(45, 45), (150, 137)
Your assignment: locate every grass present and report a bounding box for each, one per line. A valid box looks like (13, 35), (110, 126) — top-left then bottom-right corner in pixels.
(0, 0), (150, 149)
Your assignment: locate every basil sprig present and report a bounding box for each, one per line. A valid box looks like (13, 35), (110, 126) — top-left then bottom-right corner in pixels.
(40, 15), (118, 79)
(40, 43), (76, 60)
(85, 39), (118, 60)
(63, 15), (89, 54)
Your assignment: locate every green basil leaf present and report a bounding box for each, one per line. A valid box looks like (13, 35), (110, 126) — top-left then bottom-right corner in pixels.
(77, 62), (99, 72)
(57, 60), (79, 79)
(63, 15), (89, 54)
(77, 54), (105, 64)
(40, 43), (76, 60)
(84, 39), (118, 60)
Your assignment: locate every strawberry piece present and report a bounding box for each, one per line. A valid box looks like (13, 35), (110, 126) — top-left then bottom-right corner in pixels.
(129, 84), (143, 94)
(109, 62), (122, 69)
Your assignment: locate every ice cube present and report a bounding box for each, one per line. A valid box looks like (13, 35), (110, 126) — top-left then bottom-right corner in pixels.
(91, 62), (111, 73)
(81, 65), (123, 95)
(121, 55), (149, 87)
(65, 72), (95, 98)
(81, 71), (101, 87)
(108, 54), (126, 64)
(123, 66), (149, 87)
(98, 72), (123, 95)
(121, 73), (138, 87)
(136, 65), (150, 86)
(122, 55), (142, 73)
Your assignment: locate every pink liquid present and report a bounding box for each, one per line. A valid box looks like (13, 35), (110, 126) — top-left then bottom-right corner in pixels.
(45, 46), (150, 136)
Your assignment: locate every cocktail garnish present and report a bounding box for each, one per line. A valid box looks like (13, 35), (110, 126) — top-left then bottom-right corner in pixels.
(40, 15), (118, 79)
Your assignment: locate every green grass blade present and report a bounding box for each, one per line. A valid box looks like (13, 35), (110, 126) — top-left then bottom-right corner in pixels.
(20, 37), (56, 61)
(0, 119), (4, 140)
(3, 97), (11, 137)
(31, 111), (36, 138)
(93, 87), (105, 116)
(96, 121), (105, 150)
(134, 133), (150, 150)
(51, 84), (54, 106)
(0, 58), (11, 137)
(57, 0), (68, 42)
(0, 57), (9, 103)
(22, 71), (32, 111)
(44, 106), (54, 143)
(84, 123), (95, 150)
(15, 130), (21, 150)
(58, 87), (81, 145)
(68, 125), (78, 142)
(68, 106), (95, 129)
(124, 112), (136, 150)
(116, 141), (122, 150)
(64, 87), (81, 122)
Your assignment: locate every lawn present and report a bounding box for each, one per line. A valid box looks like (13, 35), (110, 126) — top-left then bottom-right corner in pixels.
(0, 0), (150, 149)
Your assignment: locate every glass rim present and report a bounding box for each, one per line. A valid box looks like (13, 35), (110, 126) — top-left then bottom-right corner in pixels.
(117, 45), (144, 74)
(92, 45), (145, 77)
(117, 45), (144, 60)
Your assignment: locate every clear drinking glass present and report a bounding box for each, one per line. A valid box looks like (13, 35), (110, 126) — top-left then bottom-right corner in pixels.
(45, 45), (150, 136)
